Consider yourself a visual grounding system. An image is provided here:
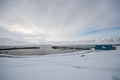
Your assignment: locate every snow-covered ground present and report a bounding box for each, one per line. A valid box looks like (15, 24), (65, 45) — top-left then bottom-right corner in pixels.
(0, 50), (120, 80)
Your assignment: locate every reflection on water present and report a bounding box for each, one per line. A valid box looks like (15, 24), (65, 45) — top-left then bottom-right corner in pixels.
(0, 46), (80, 56)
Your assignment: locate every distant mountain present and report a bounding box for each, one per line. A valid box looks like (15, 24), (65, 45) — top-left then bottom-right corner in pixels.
(0, 37), (28, 46)
(45, 37), (120, 45)
(95, 37), (120, 43)
(0, 37), (120, 46)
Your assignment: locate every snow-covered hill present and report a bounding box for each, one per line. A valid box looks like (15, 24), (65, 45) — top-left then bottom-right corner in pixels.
(46, 37), (120, 45)
(0, 37), (29, 46)
(0, 36), (120, 46)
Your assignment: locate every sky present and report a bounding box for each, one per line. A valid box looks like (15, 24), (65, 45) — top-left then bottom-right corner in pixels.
(0, 0), (120, 43)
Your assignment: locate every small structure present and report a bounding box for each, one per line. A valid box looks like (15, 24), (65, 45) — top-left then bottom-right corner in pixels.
(95, 45), (112, 50)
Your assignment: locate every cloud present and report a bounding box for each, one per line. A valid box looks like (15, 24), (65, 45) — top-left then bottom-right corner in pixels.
(0, 0), (120, 42)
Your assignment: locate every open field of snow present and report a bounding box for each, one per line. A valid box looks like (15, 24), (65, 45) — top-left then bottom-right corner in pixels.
(0, 50), (120, 80)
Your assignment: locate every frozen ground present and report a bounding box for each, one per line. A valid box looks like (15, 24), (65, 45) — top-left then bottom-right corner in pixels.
(0, 50), (120, 80)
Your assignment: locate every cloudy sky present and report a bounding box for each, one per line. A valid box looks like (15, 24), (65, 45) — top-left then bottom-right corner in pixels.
(0, 0), (120, 42)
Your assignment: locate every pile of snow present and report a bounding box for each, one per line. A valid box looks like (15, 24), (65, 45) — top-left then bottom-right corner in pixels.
(0, 50), (120, 80)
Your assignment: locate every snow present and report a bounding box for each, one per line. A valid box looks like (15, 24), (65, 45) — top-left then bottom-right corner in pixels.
(0, 37), (28, 46)
(0, 50), (120, 80)
(0, 36), (120, 46)
(117, 46), (120, 50)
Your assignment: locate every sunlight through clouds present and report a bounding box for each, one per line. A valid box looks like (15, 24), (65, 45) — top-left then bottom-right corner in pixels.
(0, 0), (120, 42)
